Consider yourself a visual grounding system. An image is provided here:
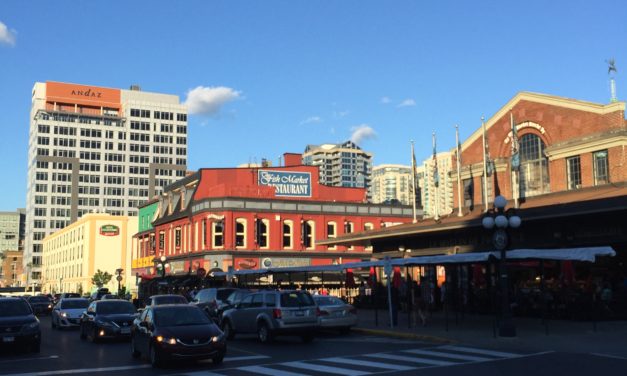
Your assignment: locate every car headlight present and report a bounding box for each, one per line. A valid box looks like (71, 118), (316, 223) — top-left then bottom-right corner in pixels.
(155, 336), (177, 345)
(211, 334), (225, 342)
(60, 312), (68, 318)
(48, 304), (53, 309)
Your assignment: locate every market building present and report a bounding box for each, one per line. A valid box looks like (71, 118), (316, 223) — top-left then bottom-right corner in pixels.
(131, 153), (416, 280)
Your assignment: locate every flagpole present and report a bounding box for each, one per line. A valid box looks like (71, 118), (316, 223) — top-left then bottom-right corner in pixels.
(481, 116), (489, 212)
(411, 140), (418, 223)
(456, 125), (463, 217)
(433, 132), (439, 221)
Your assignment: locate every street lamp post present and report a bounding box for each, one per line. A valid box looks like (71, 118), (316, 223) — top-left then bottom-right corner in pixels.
(115, 268), (124, 296)
(156, 256), (169, 279)
(482, 195), (521, 337)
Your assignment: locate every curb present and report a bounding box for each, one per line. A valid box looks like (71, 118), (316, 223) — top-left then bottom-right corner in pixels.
(352, 327), (456, 344)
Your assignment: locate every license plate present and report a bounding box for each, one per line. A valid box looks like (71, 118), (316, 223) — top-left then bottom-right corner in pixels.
(2, 336), (14, 343)
(121, 328), (131, 334)
(295, 311), (304, 317)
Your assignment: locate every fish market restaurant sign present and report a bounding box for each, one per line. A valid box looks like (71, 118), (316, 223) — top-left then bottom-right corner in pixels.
(258, 170), (311, 197)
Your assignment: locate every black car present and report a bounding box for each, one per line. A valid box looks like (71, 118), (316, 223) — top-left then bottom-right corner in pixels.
(79, 300), (137, 342)
(131, 305), (226, 367)
(0, 298), (41, 352)
(190, 288), (238, 322)
(26, 296), (53, 315)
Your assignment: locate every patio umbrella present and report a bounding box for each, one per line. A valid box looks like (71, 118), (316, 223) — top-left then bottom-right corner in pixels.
(392, 266), (402, 289)
(345, 268), (356, 288)
(368, 266), (377, 287)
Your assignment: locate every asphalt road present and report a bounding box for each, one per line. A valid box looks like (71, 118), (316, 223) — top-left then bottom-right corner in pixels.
(0, 316), (625, 376)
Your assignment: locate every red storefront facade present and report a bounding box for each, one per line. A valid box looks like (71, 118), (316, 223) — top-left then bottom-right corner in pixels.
(132, 153), (415, 277)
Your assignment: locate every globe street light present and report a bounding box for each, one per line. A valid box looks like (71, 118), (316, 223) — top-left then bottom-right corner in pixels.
(156, 256), (169, 279)
(482, 195), (521, 337)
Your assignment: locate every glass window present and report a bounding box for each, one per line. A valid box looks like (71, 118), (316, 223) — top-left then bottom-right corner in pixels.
(264, 294), (276, 307)
(175, 227), (181, 248)
(302, 220), (314, 249)
(251, 294), (264, 308)
(566, 156), (581, 190)
(213, 221), (224, 248)
(235, 219), (246, 248)
(256, 219), (269, 248)
(593, 150), (609, 185)
(327, 222), (337, 250)
(518, 134), (550, 197)
(282, 220), (293, 249)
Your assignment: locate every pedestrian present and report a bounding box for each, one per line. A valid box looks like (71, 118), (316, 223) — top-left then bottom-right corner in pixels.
(412, 283), (427, 326)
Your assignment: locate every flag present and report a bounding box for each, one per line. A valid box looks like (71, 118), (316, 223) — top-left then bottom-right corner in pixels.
(510, 112), (520, 171)
(432, 133), (439, 187)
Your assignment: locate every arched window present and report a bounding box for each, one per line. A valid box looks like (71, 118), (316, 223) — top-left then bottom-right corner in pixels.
(255, 218), (269, 249)
(518, 134), (550, 197)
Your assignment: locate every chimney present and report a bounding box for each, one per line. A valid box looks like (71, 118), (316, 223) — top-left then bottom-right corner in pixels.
(283, 153), (303, 167)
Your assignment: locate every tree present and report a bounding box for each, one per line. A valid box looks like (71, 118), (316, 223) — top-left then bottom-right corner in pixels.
(91, 269), (112, 288)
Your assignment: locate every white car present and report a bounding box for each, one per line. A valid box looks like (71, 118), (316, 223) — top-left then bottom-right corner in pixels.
(313, 295), (358, 334)
(51, 298), (90, 329)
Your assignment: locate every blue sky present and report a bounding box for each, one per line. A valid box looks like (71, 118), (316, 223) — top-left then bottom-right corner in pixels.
(0, 1), (625, 210)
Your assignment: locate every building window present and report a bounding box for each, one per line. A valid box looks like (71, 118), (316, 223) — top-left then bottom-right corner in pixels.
(159, 232), (165, 251)
(302, 220), (314, 249)
(213, 221), (224, 248)
(593, 150), (609, 185)
(327, 222), (337, 250)
(344, 221), (354, 234)
(175, 227), (182, 248)
(255, 218), (269, 248)
(364, 223), (374, 251)
(282, 220), (293, 249)
(201, 219), (207, 247)
(463, 178), (474, 209)
(566, 156), (581, 190)
(235, 219), (246, 248)
(519, 133), (550, 197)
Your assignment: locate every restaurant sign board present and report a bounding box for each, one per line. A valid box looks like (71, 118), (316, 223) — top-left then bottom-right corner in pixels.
(100, 224), (120, 236)
(258, 170), (311, 197)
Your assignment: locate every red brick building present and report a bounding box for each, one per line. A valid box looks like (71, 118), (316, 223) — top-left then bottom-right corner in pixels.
(132, 153), (414, 277)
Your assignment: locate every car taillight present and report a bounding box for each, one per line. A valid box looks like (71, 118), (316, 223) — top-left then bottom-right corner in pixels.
(272, 309), (282, 319)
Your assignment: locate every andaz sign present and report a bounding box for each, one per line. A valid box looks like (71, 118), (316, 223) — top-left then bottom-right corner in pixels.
(70, 89), (103, 98)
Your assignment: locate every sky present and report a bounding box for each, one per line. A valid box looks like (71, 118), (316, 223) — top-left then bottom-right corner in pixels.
(0, 1), (625, 210)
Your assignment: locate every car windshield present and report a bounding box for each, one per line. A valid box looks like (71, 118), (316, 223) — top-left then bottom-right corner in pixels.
(154, 296), (187, 305)
(314, 296), (345, 306)
(0, 300), (32, 317)
(280, 292), (315, 307)
(61, 300), (89, 309)
(97, 301), (135, 314)
(154, 307), (211, 326)
(217, 289), (236, 301)
(29, 297), (49, 303)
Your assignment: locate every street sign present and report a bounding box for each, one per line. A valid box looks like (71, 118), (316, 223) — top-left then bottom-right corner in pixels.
(116, 275), (123, 282)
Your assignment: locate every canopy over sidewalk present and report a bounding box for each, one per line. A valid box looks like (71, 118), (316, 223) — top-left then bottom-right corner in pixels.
(211, 246), (615, 277)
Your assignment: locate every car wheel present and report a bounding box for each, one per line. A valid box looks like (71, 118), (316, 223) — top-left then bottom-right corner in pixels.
(31, 341), (41, 353)
(212, 353), (224, 365)
(301, 333), (314, 343)
(257, 322), (273, 343)
(222, 320), (235, 340)
(149, 345), (163, 368)
(79, 325), (87, 340)
(131, 336), (141, 359)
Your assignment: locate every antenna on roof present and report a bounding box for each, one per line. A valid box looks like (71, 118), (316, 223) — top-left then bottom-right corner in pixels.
(607, 58), (618, 103)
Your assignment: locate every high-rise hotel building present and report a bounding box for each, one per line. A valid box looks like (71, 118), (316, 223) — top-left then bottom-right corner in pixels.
(25, 81), (188, 283)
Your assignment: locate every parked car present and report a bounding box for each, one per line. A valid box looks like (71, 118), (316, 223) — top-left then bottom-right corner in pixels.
(0, 297), (41, 352)
(51, 298), (90, 329)
(190, 287), (238, 322)
(221, 290), (319, 343)
(79, 300), (137, 342)
(312, 295), (358, 334)
(146, 294), (189, 307)
(90, 288), (110, 301)
(101, 294), (120, 300)
(131, 305), (226, 367)
(26, 296), (53, 315)
(216, 289), (252, 319)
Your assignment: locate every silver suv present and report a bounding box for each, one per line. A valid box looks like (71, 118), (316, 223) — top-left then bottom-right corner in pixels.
(220, 290), (319, 343)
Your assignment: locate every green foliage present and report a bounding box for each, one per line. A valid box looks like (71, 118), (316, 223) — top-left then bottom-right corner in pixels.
(91, 269), (113, 288)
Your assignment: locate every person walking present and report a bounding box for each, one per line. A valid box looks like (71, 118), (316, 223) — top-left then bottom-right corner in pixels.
(412, 283), (427, 326)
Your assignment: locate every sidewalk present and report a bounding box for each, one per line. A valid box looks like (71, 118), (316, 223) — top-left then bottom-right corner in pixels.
(353, 308), (627, 358)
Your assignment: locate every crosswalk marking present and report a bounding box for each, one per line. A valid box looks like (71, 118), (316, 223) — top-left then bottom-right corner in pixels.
(238, 365), (304, 376)
(321, 357), (415, 371)
(364, 352), (457, 366)
(403, 348), (492, 362)
(283, 361), (371, 375)
(440, 345), (521, 358)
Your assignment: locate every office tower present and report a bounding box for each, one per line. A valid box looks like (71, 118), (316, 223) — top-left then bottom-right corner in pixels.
(302, 141), (372, 197)
(421, 151), (454, 218)
(0, 209), (25, 256)
(371, 164), (415, 206)
(25, 81), (188, 284)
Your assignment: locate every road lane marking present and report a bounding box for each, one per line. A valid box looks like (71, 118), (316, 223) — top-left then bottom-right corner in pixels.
(1, 365), (152, 376)
(198, 355), (270, 363)
(321, 357), (415, 371)
(238, 365), (304, 376)
(283, 361), (371, 375)
(403, 349), (492, 361)
(590, 353), (627, 360)
(440, 345), (522, 358)
(364, 353), (458, 366)
(0, 356), (59, 364)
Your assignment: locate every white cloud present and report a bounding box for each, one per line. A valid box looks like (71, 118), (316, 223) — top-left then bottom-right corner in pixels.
(183, 86), (241, 116)
(397, 98), (416, 108)
(380, 96), (391, 104)
(350, 124), (377, 145)
(0, 21), (16, 46)
(300, 116), (322, 125)
(335, 110), (350, 118)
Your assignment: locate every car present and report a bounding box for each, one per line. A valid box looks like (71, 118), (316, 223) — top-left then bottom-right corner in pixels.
(26, 296), (53, 315)
(146, 294), (189, 307)
(0, 297), (41, 352)
(221, 290), (319, 343)
(79, 300), (137, 342)
(131, 305), (226, 368)
(312, 295), (358, 334)
(90, 288), (110, 301)
(51, 298), (90, 329)
(101, 294), (120, 300)
(190, 287), (238, 323)
(216, 289), (252, 320)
